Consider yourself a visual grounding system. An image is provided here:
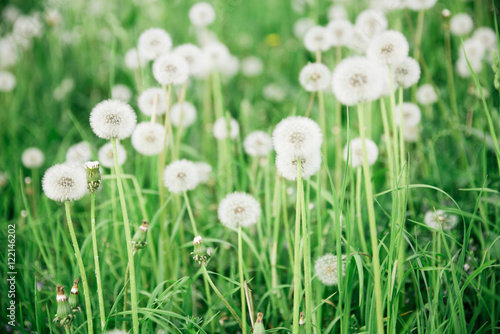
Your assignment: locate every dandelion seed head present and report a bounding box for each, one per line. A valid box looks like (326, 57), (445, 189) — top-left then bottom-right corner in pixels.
(189, 2), (216, 28)
(395, 103), (421, 127)
(326, 19), (354, 47)
(273, 116), (323, 156)
(152, 54), (190, 85)
(241, 56), (264, 77)
(170, 102), (197, 128)
(42, 163), (87, 202)
(213, 117), (240, 140)
(275, 150), (322, 181)
(473, 27), (496, 50)
(314, 254), (345, 286)
(90, 99), (137, 140)
(124, 48), (147, 70)
(393, 57), (421, 88)
(163, 159), (199, 194)
(138, 28), (172, 61)
(424, 209), (458, 231)
(66, 142), (92, 164)
(218, 192), (261, 228)
(299, 63), (331, 92)
(461, 38), (485, 63)
(406, 0), (438, 11)
(450, 13), (474, 36)
(403, 125), (420, 142)
(293, 18), (316, 39)
(98, 142), (126, 168)
(243, 131), (273, 157)
(343, 138), (379, 168)
(0, 70), (16, 92)
(13, 14), (43, 39)
(138, 88), (167, 116)
(367, 30), (409, 65)
(22, 147), (45, 169)
(195, 162), (212, 184)
(219, 54), (240, 78)
(456, 56), (482, 78)
(131, 122), (165, 156)
(111, 84), (132, 102)
(304, 26), (331, 52)
(416, 84), (437, 105)
(202, 42), (231, 72)
(355, 9), (387, 39)
(263, 83), (286, 102)
(328, 4), (348, 21)
(173, 44), (202, 74)
(0, 38), (18, 68)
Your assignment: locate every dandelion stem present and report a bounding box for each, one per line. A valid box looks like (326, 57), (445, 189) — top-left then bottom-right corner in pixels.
(355, 168), (369, 255)
(183, 191), (199, 236)
(90, 192), (106, 330)
(238, 225), (248, 334)
(64, 201), (93, 334)
(112, 138), (139, 334)
(292, 160), (303, 334)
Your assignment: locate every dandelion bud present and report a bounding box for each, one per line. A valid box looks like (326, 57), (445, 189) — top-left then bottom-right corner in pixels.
(253, 312), (265, 334)
(84, 161), (101, 193)
(68, 279), (80, 310)
(441, 9), (451, 19)
(299, 311), (305, 326)
(54, 285), (74, 327)
(132, 220), (149, 253)
(191, 235), (208, 265)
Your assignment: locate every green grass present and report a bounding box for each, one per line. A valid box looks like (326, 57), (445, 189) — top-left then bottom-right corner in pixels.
(1, 0), (499, 333)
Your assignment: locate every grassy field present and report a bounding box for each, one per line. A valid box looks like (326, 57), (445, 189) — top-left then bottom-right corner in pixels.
(1, 0), (500, 333)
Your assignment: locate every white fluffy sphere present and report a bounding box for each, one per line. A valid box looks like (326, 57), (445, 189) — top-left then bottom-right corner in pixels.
(138, 88), (167, 116)
(299, 63), (331, 92)
(0, 71), (16, 92)
(304, 26), (332, 52)
(195, 162), (212, 184)
(213, 117), (240, 140)
(276, 150), (322, 181)
(241, 56), (264, 77)
(66, 142), (92, 164)
(406, 0), (438, 11)
(90, 99), (137, 140)
(170, 102), (197, 128)
(138, 28), (172, 61)
(395, 103), (422, 127)
(473, 27), (496, 50)
(450, 13), (474, 36)
(393, 57), (421, 88)
(343, 138), (379, 168)
(293, 18), (316, 39)
(98, 142), (126, 168)
(153, 54), (190, 85)
(189, 2), (216, 27)
(111, 84), (132, 102)
(326, 19), (354, 47)
(22, 147), (45, 168)
(173, 44), (203, 74)
(124, 48), (147, 70)
(243, 131), (273, 157)
(416, 84), (438, 105)
(328, 4), (348, 21)
(272, 116), (323, 156)
(218, 192), (261, 228)
(367, 30), (409, 65)
(163, 159), (199, 194)
(424, 209), (458, 231)
(131, 122), (165, 156)
(314, 254), (345, 286)
(202, 42), (231, 72)
(42, 163), (87, 202)
(355, 9), (387, 39)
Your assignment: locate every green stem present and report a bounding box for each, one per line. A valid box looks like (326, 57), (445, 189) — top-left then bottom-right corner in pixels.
(355, 168), (369, 255)
(90, 192), (106, 331)
(292, 161), (303, 334)
(300, 172), (313, 333)
(183, 191), (199, 236)
(112, 138), (139, 334)
(238, 226), (247, 334)
(64, 201), (93, 334)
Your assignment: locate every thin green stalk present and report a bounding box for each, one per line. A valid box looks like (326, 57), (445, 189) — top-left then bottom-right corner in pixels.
(64, 201), (93, 334)
(112, 138), (139, 334)
(300, 169), (313, 334)
(357, 104), (384, 334)
(292, 160), (303, 334)
(183, 191), (199, 236)
(238, 226), (247, 334)
(90, 193), (106, 331)
(379, 99), (394, 182)
(355, 168), (369, 255)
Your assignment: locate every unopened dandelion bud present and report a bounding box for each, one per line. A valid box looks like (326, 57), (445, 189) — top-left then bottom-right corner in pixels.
(54, 285), (74, 327)
(84, 161), (101, 193)
(68, 279), (80, 311)
(299, 311), (305, 326)
(132, 220), (148, 253)
(191, 235), (208, 265)
(253, 312), (265, 334)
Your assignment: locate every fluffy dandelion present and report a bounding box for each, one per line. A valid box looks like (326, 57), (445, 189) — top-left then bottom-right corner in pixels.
(137, 28), (172, 61)
(173, 44), (202, 74)
(299, 63), (331, 92)
(332, 56), (383, 105)
(243, 131), (273, 157)
(403, 125), (420, 143)
(304, 26), (331, 52)
(393, 57), (421, 88)
(203, 42), (231, 72)
(170, 102), (197, 128)
(218, 192), (261, 228)
(98, 142), (126, 168)
(272, 116), (322, 156)
(66, 142), (92, 164)
(111, 84), (132, 102)
(473, 27), (497, 50)
(326, 19), (354, 47)
(395, 103), (422, 127)
(124, 48), (147, 70)
(275, 150), (322, 180)
(349, 27), (371, 52)
(22, 147), (45, 169)
(406, 0), (437, 10)
(241, 56), (264, 77)
(367, 30), (409, 65)
(138, 88), (166, 116)
(0, 71), (16, 91)
(0, 38), (18, 68)
(456, 56), (481, 78)
(460, 38), (485, 63)
(163, 159), (199, 194)
(90, 99), (137, 140)
(195, 162), (212, 184)
(220, 55), (240, 78)
(131, 122), (166, 156)
(328, 4), (348, 21)
(293, 18), (315, 39)
(314, 254), (345, 286)
(416, 84), (438, 105)
(343, 138), (379, 168)
(213, 117), (240, 140)
(263, 83), (286, 102)
(189, 2), (216, 28)
(424, 209), (458, 231)
(42, 163), (87, 202)
(355, 9), (387, 39)
(152, 54), (190, 85)
(450, 13), (474, 36)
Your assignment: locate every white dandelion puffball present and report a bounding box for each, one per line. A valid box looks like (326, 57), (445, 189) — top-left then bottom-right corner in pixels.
(241, 56), (264, 77)
(332, 56), (383, 106)
(138, 28), (172, 61)
(124, 48), (147, 70)
(189, 2), (216, 28)
(416, 84), (438, 105)
(220, 55), (240, 78)
(195, 162), (212, 184)
(213, 117), (240, 140)
(395, 103), (422, 127)
(218, 192), (261, 228)
(90, 99), (137, 140)
(173, 44), (202, 74)
(403, 125), (420, 143)
(163, 159), (199, 194)
(304, 26), (332, 52)
(424, 209), (458, 231)
(473, 27), (497, 50)
(2, 5), (20, 24)
(343, 138), (379, 168)
(13, 15), (43, 39)
(326, 20), (354, 47)
(393, 57), (421, 88)
(138, 88), (167, 116)
(244, 131), (273, 157)
(406, 0), (437, 11)
(367, 30), (409, 65)
(170, 102), (197, 128)
(379, 65), (396, 98)
(450, 13), (474, 36)
(349, 27), (371, 52)
(276, 150), (322, 181)
(0, 38), (18, 68)
(203, 42), (231, 72)
(461, 38), (485, 63)
(42, 164), (87, 202)
(263, 83), (286, 102)
(66, 142), (92, 164)
(131, 122), (165, 156)
(456, 56), (481, 78)
(328, 4), (348, 21)
(355, 9), (387, 39)
(0, 71), (16, 92)
(315, 254), (345, 286)
(293, 18), (315, 39)
(153, 54), (190, 85)
(299, 63), (331, 92)
(22, 147), (45, 168)
(111, 84), (132, 102)
(98, 142), (126, 168)
(273, 116), (323, 156)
